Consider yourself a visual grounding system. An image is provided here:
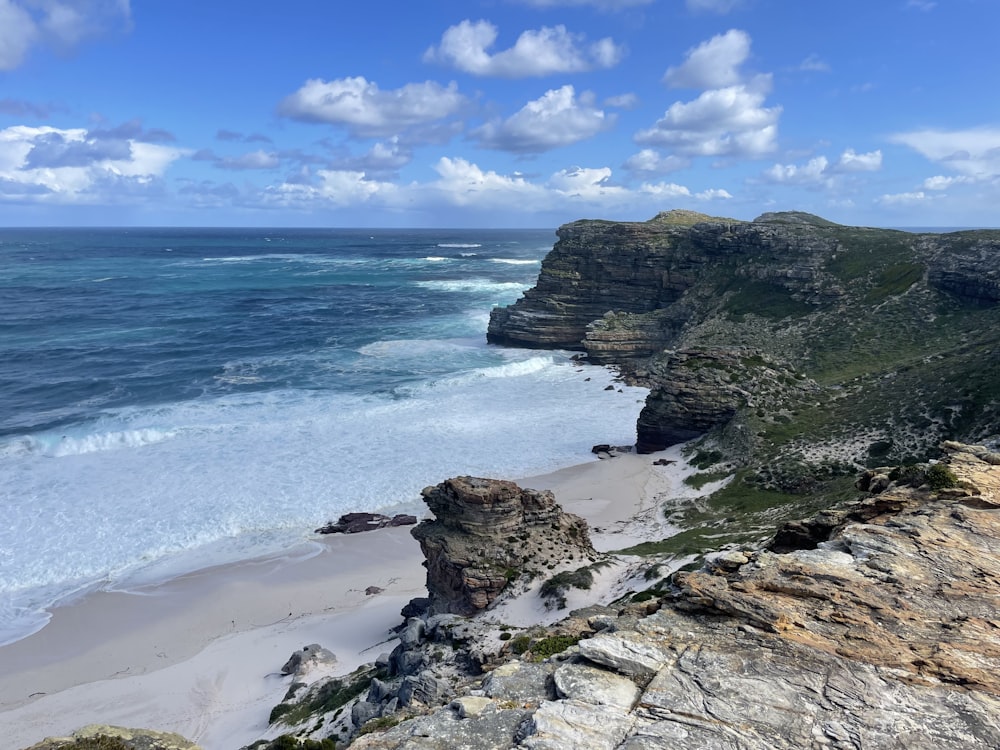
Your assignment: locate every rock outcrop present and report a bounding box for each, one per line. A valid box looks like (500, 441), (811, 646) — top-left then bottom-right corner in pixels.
(24, 725), (201, 750)
(410, 477), (596, 616)
(488, 210), (1000, 470)
(342, 443), (1000, 749)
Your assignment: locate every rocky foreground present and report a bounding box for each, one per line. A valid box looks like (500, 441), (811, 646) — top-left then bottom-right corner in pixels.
(23, 446), (1000, 750)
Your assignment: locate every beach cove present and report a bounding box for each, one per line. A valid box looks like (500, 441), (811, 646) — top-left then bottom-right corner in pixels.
(0, 447), (700, 750)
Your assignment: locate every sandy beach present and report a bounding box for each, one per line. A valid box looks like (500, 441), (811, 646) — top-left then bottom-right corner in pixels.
(0, 446), (693, 750)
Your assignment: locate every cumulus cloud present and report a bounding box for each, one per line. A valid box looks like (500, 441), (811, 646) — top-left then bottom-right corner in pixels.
(762, 148), (881, 185)
(890, 127), (1000, 178)
(635, 79), (780, 158)
(663, 29), (751, 89)
(0, 0), (131, 70)
(922, 174), (973, 191)
(623, 148), (691, 175)
(877, 191), (931, 205)
(798, 54), (831, 73)
(604, 92), (639, 109)
(763, 156), (830, 185)
(837, 148), (882, 172)
(278, 76), (466, 138)
(332, 137), (413, 174)
(686, 0), (743, 13)
(474, 85), (614, 153)
(424, 20), (623, 77)
(0, 123), (186, 202)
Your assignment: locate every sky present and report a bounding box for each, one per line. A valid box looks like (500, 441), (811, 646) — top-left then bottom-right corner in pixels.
(0, 0), (997, 228)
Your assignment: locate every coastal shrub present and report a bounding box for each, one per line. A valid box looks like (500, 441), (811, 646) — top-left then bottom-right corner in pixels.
(509, 635), (531, 654)
(692, 449), (723, 469)
(683, 471), (731, 490)
(59, 737), (130, 750)
(270, 666), (378, 725)
(926, 463), (959, 489)
(357, 716), (400, 736)
(530, 634), (581, 660)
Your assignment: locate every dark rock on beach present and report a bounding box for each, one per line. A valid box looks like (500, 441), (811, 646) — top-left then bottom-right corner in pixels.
(315, 512), (417, 535)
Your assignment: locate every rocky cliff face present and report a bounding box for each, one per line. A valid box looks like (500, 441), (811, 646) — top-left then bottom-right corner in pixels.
(489, 210), (1000, 471)
(411, 476), (596, 616)
(344, 442), (1000, 750)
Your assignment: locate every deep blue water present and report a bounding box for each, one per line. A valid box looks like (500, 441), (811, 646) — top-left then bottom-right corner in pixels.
(0, 228), (647, 645)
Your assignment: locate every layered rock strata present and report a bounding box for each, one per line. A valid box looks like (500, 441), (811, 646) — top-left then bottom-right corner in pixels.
(345, 443), (1000, 749)
(488, 210), (1000, 464)
(411, 476), (596, 616)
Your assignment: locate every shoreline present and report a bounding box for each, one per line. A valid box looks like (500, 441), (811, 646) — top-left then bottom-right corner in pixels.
(0, 446), (692, 750)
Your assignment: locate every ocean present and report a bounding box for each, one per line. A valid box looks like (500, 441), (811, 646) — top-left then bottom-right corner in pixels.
(0, 228), (647, 646)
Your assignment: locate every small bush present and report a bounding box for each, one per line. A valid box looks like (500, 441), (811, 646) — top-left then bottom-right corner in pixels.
(357, 716), (399, 736)
(530, 634), (581, 660)
(926, 463), (959, 489)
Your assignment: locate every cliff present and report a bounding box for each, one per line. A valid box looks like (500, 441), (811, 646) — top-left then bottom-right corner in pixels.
(489, 209), (1000, 463)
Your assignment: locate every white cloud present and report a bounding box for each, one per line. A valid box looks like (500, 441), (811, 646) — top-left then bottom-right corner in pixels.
(798, 54), (830, 73)
(764, 156), (830, 185)
(0, 123), (186, 202)
(877, 191), (931, 205)
(216, 150), (280, 170)
(278, 77), (466, 137)
(663, 29), (751, 89)
(604, 92), (639, 109)
(0, 0), (131, 70)
(762, 148), (881, 186)
(890, 127), (1000, 178)
(623, 148), (690, 175)
(686, 0), (743, 13)
(695, 187), (733, 200)
(424, 20), (623, 77)
(922, 174), (973, 191)
(906, 1), (936, 11)
(635, 79), (780, 158)
(263, 169), (397, 209)
(474, 85), (614, 153)
(0, 1), (37, 70)
(837, 148), (882, 172)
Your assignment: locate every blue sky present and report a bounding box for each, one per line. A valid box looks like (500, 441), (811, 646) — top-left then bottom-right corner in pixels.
(0, 0), (997, 227)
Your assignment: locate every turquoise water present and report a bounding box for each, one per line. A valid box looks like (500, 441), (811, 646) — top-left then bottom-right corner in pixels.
(0, 228), (647, 645)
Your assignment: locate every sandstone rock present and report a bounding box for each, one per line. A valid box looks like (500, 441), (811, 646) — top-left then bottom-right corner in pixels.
(451, 696), (494, 718)
(576, 631), (671, 685)
(552, 662), (641, 709)
(411, 476), (595, 615)
(521, 698), (636, 750)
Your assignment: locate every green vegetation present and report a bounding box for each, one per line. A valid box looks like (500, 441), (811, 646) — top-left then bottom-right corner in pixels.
(683, 471), (732, 490)
(865, 262), (924, 302)
(721, 280), (815, 320)
(530, 634), (581, 659)
(927, 463), (959, 489)
(52, 738), (130, 750)
(357, 716), (400, 736)
(247, 736), (337, 750)
(269, 666), (380, 726)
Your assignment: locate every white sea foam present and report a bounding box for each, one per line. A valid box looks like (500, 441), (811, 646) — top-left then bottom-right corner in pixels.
(415, 279), (529, 294)
(422, 256), (449, 262)
(437, 243), (482, 249)
(490, 258), (541, 265)
(0, 354), (646, 643)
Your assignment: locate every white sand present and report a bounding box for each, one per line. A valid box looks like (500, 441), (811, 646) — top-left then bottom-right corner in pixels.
(0, 448), (691, 750)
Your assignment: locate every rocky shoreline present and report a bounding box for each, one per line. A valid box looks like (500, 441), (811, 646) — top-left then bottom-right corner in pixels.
(18, 211), (1000, 749)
